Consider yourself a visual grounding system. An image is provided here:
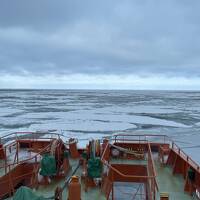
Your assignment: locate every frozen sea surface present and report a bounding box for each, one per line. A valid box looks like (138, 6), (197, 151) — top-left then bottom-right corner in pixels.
(0, 89), (200, 163)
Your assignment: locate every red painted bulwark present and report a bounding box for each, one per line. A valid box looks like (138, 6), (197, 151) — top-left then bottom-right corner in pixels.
(166, 150), (177, 166)
(0, 144), (5, 159)
(18, 140), (50, 152)
(167, 149), (200, 195)
(0, 163), (39, 199)
(108, 164), (148, 183)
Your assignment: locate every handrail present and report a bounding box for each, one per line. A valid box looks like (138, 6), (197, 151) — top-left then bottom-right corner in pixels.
(112, 134), (171, 145)
(0, 131), (62, 140)
(0, 141), (52, 198)
(172, 142), (200, 172)
(112, 134), (200, 173)
(8, 143), (50, 166)
(0, 168), (36, 184)
(147, 142), (158, 192)
(101, 143), (157, 179)
(101, 142), (109, 161)
(147, 143), (157, 177)
(102, 160), (156, 179)
(0, 168), (38, 198)
(0, 131), (62, 152)
(101, 140), (159, 200)
(0, 140), (16, 152)
(0, 142), (51, 173)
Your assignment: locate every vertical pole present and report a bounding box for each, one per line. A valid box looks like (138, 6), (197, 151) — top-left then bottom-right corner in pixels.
(5, 146), (7, 174)
(153, 178), (155, 200)
(145, 182), (148, 200)
(112, 183), (114, 200)
(16, 141), (19, 164)
(112, 169), (114, 200)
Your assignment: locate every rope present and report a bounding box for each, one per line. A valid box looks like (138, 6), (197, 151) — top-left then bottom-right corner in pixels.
(131, 184), (143, 200)
(62, 162), (80, 190)
(111, 144), (144, 157)
(113, 183), (144, 200)
(43, 162), (81, 200)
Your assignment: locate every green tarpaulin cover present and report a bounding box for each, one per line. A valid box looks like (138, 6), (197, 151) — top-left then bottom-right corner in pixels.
(13, 186), (46, 200)
(40, 154), (57, 176)
(87, 157), (102, 178)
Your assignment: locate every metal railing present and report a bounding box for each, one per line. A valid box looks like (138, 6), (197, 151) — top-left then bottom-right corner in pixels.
(101, 136), (158, 200)
(172, 142), (200, 172)
(113, 134), (170, 144)
(0, 137), (53, 199)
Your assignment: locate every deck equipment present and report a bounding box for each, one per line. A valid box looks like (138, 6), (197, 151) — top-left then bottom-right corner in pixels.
(0, 132), (200, 200)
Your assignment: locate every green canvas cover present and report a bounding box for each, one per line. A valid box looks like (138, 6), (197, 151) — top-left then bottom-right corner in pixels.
(13, 186), (46, 200)
(40, 154), (57, 176)
(81, 151), (87, 159)
(87, 157), (102, 178)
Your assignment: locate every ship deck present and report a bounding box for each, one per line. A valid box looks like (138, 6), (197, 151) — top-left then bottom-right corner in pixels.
(35, 158), (107, 200)
(110, 157), (194, 200)
(28, 155), (195, 200)
(155, 160), (194, 200)
(1, 147), (197, 199)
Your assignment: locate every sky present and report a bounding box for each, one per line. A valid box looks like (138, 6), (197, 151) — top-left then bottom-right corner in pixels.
(0, 0), (200, 90)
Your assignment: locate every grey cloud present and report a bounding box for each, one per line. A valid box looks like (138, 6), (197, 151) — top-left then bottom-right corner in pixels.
(0, 0), (200, 78)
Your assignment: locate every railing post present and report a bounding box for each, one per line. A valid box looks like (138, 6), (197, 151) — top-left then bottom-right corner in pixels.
(4, 147), (7, 174)
(112, 183), (114, 200)
(16, 141), (19, 164)
(153, 178), (155, 200)
(111, 170), (114, 200)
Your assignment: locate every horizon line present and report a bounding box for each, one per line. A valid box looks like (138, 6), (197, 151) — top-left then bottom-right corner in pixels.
(0, 88), (200, 92)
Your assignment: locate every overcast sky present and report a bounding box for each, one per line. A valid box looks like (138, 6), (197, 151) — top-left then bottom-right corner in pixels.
(0, 0), (200, 89)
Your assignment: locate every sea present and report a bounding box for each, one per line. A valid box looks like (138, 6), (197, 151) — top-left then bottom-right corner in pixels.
(0, 89), (200, 163)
